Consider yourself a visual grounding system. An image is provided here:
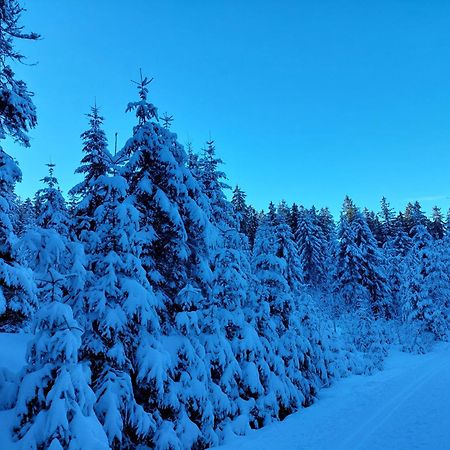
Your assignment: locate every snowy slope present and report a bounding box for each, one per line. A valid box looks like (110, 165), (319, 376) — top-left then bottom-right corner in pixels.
(219, 343), (450, 450)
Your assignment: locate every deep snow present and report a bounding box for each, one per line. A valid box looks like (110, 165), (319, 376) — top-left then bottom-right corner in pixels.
(219, 343), (450, 450)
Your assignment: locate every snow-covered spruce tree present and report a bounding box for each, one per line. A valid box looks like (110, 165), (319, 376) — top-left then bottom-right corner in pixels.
(317, 207), (336, 244)
(0, 0), (39, 145)
(424, 237), (450, 339)
(277, 200), (291, 223)
(14, 196), (36, 236)
(364, 208), (383, 248)
(352, 209), (391, 318)
(404, 201), (428, 237)
(69, 104), (110, 239)
(316, 207), (337, 291)
(231, 185), (260, 249)
(34, 163), (70, 236)
(398, 226), (433, 351)
(400, 225), (448, 342)
(333, 197), (390, 319)
(186, 141), (202, 182)
(383, 227), (412, 319)
(288, 203), (299, 234)
(121, 74), (212, 305)
(378, 196), (396, 246)
(13, 301), (109, 449)
(14, 165), (109, 450)
(17, 163), (86, 325)
(231, 185), (248, 233)
(295, 206), (327, 287)
(245, 206), (260, 250)
(251, 216), (299, 423)
(429, 206), (446, 240)
(231, 185), (259, 248)
(79, 172), (162, 449)
(0, 0), (38, 330)
(274, 204), (304, 294)
(332, 198), (368, 312)
(250, 209), (328, 425)
(119, 77), (224, 447)
(274, 206), (329, 399)
(17, 232), (67, 312)
(197, 139), (261, 439)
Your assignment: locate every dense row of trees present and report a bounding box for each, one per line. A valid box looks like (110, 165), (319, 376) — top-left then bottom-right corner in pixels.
(1, 2), (449, 449)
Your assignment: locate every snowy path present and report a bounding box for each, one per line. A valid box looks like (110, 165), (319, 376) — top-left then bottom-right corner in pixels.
(219, 343), (450, 450)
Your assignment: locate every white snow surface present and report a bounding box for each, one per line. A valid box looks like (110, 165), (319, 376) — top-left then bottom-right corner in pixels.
(219, 343), (450, 450)
(0, 332), (30, 373)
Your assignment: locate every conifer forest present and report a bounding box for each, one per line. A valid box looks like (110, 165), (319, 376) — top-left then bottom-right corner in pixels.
(1, 1), (450, 449)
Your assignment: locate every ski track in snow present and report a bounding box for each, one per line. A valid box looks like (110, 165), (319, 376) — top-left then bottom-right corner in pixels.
(219, 343), (450, 450)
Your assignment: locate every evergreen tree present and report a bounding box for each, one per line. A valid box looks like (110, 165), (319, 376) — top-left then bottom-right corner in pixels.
(122, 74), (212, 305)
(295, 206), (326, 287)
(364, 208), (383, 247)
(0, 0), (38, 330)
(424, 238), (450, 338)
(317, 207), (336, 243)
(400, 226), (432, 330)
(231, 185), (248, 233)
(429, 206), (445, 240)
(196, 138), (267, 442)
(251, 217), (300, 421)
(18, 163), (84, 329)
(34, 163), (69, 236)
(384, 227), (412, 318)
(120, 75), (223, 447)
(13, 302), (109, 449)
(333, 197), (390, 318)
(333, 199), (367, 311)
(186, 141), (201, 182)
(277, 200), (291, 223)
(289, 203), (300, 235)
(404, 201), (427, 236)
(70, 104), (110, 238)
(14, 196), (35, 236)
(378, 196), (396, 245)
(245, 206), (260, 250)
(0, 0), (39, 146)
(352, 210), (390, 318)
(317, 207), (337, 288)
(81, 173), (161, 448)
(231, 185), (260, 249)
(199, 139), (229, 218)
(251, 215), (327, 423)
(401, 225), (448, 339)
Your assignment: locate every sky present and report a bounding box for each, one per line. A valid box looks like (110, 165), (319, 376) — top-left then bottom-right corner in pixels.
(8, 0), (450, 217)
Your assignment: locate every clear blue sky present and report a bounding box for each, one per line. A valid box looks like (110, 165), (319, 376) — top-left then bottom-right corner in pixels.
(9, 0), (450, 216)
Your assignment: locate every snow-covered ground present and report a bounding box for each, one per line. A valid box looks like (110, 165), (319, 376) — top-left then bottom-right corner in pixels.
(219, 343), (450, 450)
